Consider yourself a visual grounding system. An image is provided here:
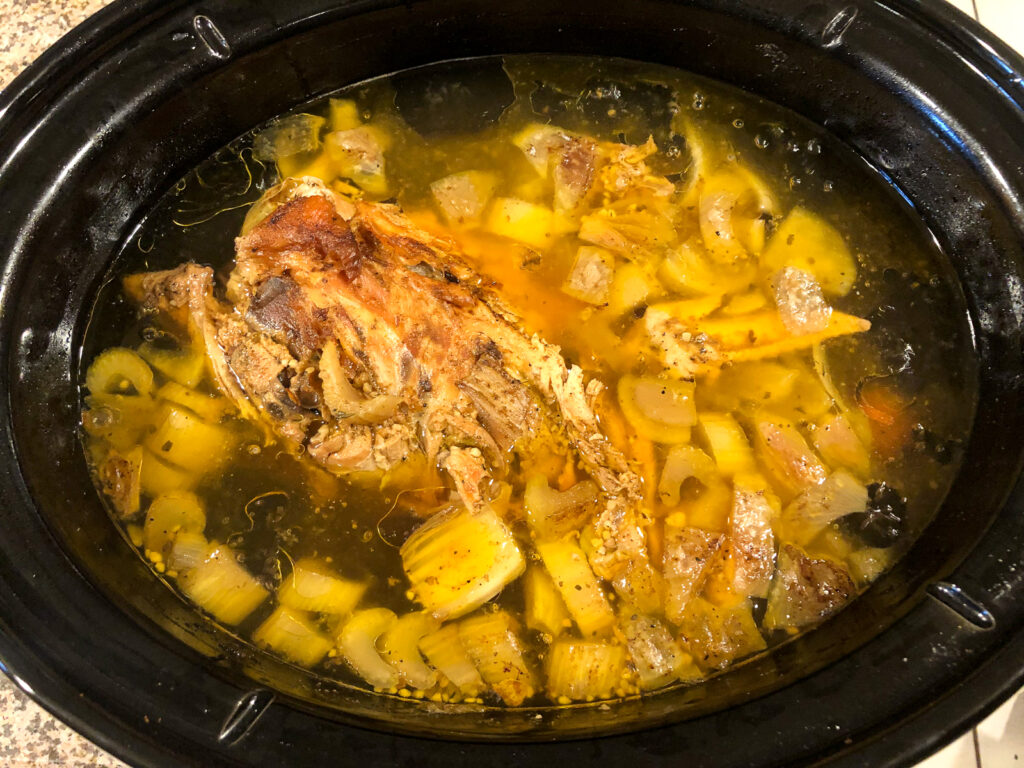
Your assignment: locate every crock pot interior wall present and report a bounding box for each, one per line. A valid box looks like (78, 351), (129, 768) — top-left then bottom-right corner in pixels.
(0, 0), (1022, 765)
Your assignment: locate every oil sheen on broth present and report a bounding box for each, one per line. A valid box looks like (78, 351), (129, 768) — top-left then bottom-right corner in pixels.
(79, 56), (974, 707)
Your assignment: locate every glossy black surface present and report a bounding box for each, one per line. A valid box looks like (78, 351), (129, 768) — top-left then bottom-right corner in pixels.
(0, 0), (1022, 765)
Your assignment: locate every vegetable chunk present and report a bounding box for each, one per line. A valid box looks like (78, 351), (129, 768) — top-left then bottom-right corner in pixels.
(254, 606), (333, 666)
(279, 558), (367, 616)
(179, 546), (269, 626)
(401, 505), (525, 619)
(458, 610), (536, 706)
(545, 640), (627, 701)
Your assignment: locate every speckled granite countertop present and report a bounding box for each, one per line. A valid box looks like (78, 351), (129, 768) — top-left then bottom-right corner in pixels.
(0, 2), (124, 762)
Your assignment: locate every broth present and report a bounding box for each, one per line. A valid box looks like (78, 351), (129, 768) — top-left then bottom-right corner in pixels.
(79, 56), (974, 707)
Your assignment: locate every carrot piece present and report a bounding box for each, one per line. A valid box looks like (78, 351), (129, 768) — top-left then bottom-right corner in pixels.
(857, 378), (914, 457)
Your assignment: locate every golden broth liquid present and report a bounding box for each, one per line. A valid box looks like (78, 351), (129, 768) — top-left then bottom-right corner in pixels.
(80, 56), (975, 707)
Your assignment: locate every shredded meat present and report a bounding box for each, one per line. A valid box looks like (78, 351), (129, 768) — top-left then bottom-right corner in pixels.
(127, 179), (645, 560)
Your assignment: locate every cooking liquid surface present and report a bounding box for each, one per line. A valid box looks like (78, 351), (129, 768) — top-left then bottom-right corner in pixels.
(79, 56), (975, 708)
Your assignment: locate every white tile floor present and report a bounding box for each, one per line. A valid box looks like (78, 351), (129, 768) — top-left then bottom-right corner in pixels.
(919, 5), (1024, 764)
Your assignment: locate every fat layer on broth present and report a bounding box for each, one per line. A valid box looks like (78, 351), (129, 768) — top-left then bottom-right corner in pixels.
(79, 56), (973, 707)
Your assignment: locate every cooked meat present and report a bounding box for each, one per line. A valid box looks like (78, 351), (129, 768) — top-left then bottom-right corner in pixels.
(663, 525), (725, 623)
(763, 544), (856, 630)
(127, 178), (645, 552)
(729, 486), (776, 599)
(554, 138), (598, 211)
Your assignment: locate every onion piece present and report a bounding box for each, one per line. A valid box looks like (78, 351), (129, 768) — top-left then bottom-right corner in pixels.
(780, 469), (869, 545)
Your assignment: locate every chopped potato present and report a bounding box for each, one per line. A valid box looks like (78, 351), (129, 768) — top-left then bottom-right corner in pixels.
(431, 171), (497, 224)
(486, 197), (562, 248)
(618, 375), (697, 444)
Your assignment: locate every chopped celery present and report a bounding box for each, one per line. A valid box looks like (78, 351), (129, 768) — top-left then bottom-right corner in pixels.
(545, 640), (627, 701)
(657, 444), (718, 507)
(523, 564), (571, 638)
(143, 404), (234, 474)
(458, 610), (535, 706)
(253, 605), (333, 667)
(418, 624), (484, 695)
(139, 448), (199, 497)
(380, 612), (440, 690)
(400, 505), (525, 619)
(142, 491), (206, 554)
(82, 393), (156, 453)
(524, 476), (599, 540)
(617, 375), (696, 444)
(85, 347), (154, 398)
(337, 608), (400, 690)
(138, 342), (206, 388)
(156, 381), (232, 423)
(535, 538), (615, 637)
(167, 530), (209, 573)
(697, 412), (756, 476)
(278, 558), (366, 617)
(178, 545), (269, 626)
